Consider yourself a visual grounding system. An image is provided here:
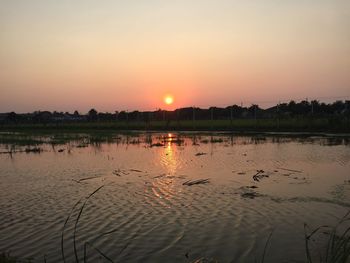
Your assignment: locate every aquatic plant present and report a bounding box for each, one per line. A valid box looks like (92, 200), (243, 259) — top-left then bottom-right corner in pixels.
(304, 211), (350, 263)
(61, 186), (105, 263)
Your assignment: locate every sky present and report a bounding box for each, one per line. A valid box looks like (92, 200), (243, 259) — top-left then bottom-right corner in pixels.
(0, 0), (349, 113)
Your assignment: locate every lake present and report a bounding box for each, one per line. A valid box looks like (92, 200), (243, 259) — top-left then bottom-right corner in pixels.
(0, 132), (350, 262)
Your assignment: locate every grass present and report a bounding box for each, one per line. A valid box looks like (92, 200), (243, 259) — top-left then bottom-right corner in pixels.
(0, 133), (44, 146)
(61, 186), (110, 263)
(0, 129), (349, 155)
(0, 117), (349, 133)
(304, 211), (350, 263)
(0, 131), (126, 149)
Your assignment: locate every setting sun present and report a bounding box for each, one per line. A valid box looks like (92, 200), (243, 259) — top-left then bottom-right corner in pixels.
(164, 96), (174, 105)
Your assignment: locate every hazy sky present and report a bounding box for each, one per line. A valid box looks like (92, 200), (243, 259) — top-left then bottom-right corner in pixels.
(1, 0), (349, 112)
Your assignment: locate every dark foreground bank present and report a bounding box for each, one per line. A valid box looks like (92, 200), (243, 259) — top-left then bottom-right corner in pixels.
(1, 117), (350, 133)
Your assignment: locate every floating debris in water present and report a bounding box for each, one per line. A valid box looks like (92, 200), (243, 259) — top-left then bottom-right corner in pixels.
(154, 174), (166, 179)
(239, 185), (259, 190)
(191, 257), (218, 263)
(1, 148), (42, 154)
(129, 139), (141, 144)
(130, 169), (144, 173)
(151, 143), (165, 147)
(72, 176), (100, 183)
(195, 152), (207, 156)
(25, 147), (42, 153)
(58, 149), (65, 153)
(277, 167), (302, 173)
(113, 169), (130, 176)
(113, 171), (121, 176)
(76, 144), (88, 148)
(253, 170), (269, 182)
(211, 138), (223, 143)
(183, 179), (210, 186)
(241, 191), (261, 199)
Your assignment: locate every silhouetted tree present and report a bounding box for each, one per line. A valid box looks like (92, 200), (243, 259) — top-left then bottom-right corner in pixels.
(98, 112), (115, 121)
(32, 111), (52, 123)
(88, 108), (98, 121)
(6, 112), (18, 123)
(331, 101), (345, 114)
(1, 99), (349, 126)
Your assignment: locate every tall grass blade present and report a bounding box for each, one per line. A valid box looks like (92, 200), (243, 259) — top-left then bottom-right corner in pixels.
(73, 186), (104, 263)
(261, 230), (273, 263)
(61, 198), (82, 263)
(84, 242), (114, 263)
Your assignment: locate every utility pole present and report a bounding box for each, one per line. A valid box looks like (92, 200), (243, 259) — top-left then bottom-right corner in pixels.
(192, 106), (195, 130)
(230, 106), (233, 129)
(163, 110), (166, 129)
(150, 111), (153, 123)
(346, 102), (349, 129)
(126, 110), (129, 129)
(254, 105), (257, 119)
(211, 107), (214, 130)
(277, 102), (280, 129)
(254, 105), (257, 129)
(176, 110), (180, 130)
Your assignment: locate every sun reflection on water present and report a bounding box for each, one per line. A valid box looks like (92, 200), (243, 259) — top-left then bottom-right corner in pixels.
(144, 133), (181, 207)
(163, 133), (177, 175)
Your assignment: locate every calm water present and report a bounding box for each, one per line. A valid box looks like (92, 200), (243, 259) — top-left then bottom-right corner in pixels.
(0, 132), (350, 262)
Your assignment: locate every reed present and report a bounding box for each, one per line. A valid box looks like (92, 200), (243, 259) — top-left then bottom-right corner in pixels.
(73, 186), (104, 263)
(304, 211), (350, 263)
(61, 186), (104, 263)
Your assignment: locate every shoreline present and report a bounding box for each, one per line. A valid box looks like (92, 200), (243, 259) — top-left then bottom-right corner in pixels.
(0, 119), (349, 134)
(1, 127), (350, 138)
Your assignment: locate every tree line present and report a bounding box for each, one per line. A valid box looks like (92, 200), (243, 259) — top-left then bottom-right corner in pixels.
(0, 100), (349, 124)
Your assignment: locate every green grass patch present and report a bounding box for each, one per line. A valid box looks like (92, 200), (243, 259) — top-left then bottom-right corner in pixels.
(1, 117), (348, 132)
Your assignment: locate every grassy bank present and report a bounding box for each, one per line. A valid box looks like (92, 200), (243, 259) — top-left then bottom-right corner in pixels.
(1, 117), (349, 133)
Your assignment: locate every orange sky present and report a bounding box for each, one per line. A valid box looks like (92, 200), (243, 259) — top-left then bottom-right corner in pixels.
(0, 0), (349, 113)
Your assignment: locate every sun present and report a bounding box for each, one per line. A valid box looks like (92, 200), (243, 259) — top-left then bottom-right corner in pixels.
(164, 96), (174, 105)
